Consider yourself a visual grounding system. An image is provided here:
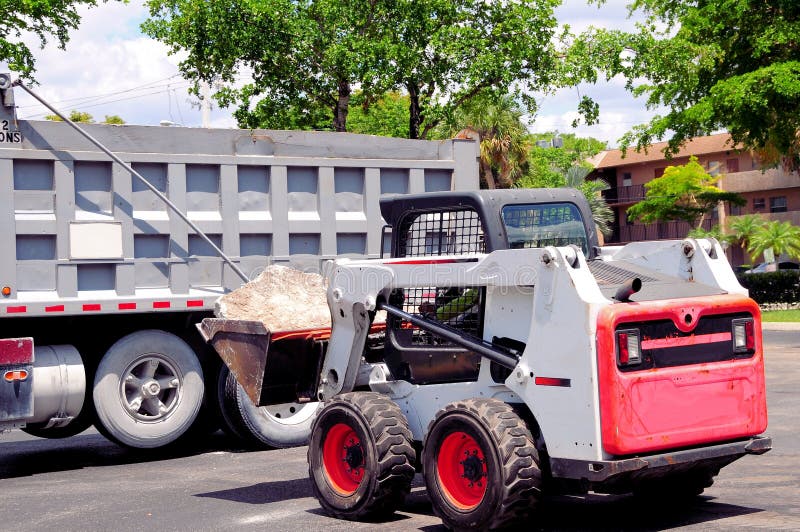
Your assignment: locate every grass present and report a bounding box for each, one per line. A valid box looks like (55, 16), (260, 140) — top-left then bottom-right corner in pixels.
(761, 309), (800, 322)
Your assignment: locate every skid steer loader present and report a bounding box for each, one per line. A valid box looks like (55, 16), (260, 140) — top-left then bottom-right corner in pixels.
(200, 189), (770, 530)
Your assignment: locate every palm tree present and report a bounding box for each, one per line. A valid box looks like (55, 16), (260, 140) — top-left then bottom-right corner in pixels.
(747, 220), (800, 262)
(436, 93), (528, 189)
(729, 214), (767, 261)
(563, 165), (614, 239)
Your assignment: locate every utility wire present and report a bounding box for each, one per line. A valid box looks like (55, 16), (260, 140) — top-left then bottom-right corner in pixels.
(16, 74), (183, 110)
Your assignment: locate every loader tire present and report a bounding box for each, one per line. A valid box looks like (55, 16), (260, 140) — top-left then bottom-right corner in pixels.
(217, 365), (318, 448)
(93, 330), (204, 448)
(309, 392), (416, 520)
(423, 398), (542, 530)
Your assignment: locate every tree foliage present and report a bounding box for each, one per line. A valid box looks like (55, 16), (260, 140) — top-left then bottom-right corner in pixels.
(1, 0), (113, 80)
(578, 1), (800, 170)
(747, 220), (800, 262)
(435, 92), (529, 189)
(516, 133), (606, 188)
(627, 156), (744, 228)
(44, 111), (126, 124)
(45, 110), (95, 123)
(143, 0), (588, 137)
(563, 165), (613, 238)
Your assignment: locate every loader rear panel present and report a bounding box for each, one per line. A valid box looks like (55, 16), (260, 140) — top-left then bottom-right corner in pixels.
(596, 295), (768, 456)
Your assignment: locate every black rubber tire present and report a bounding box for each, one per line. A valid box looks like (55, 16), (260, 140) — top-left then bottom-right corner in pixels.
(308, 392), (416, 520)
(93, 330), (204, 449)
(216, 364), (318, 448)
(422, 398), (542, 530)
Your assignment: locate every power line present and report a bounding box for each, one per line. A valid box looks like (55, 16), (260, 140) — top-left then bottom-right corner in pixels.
(22, 82), (192, 119)
(16, 74), (184, 110)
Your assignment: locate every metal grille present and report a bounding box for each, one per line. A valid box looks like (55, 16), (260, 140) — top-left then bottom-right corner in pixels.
(392, 208), (485, 346)
(588, 261), (657, 286)
(399, 209), (485, 257)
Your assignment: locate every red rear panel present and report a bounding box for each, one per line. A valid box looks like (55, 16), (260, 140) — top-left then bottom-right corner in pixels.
(597, 295), (767, 456)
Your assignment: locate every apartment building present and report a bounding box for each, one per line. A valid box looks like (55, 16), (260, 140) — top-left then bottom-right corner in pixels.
(589, 133), (800, 264)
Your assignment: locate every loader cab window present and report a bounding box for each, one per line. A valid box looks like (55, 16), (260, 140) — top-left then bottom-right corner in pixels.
(501, 202), (589, 255)
(385, 208), (485, 385)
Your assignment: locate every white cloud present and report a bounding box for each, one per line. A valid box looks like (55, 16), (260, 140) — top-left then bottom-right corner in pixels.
(8, 0), (236, 128)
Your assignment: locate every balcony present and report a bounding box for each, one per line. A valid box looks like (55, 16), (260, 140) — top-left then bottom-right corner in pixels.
(720, 168), (798, 193)
(602, 184), (646, 206)
(607, 219), (713, 244)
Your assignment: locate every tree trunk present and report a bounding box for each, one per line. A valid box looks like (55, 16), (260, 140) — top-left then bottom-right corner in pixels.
(408, 82), (422, 140)
(480, 158), (496, 189)
(333, 81), (351, 132)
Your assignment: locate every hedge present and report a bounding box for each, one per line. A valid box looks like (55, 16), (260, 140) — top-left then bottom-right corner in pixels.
(736, 271), (800, 305)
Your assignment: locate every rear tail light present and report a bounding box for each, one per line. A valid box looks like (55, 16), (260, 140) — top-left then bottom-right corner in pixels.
(732, 317), (755, 353)
(617, 329), (641, 366)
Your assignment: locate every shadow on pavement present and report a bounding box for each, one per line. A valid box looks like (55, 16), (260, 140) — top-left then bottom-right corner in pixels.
(196, 477), (313, 505)
(413, 491), (764, 531)
(0, 429), (246, 479)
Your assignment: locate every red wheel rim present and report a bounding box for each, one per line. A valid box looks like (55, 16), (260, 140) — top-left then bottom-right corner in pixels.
(322, 422), (365, 495)
(437, 431), (488, 510)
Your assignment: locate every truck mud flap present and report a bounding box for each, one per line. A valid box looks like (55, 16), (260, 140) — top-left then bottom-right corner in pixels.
(0, 337), (35, 423)
(197, 319), (326, 407)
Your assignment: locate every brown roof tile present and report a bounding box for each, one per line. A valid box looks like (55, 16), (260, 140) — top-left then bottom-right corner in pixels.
(594, 133), (743, 168)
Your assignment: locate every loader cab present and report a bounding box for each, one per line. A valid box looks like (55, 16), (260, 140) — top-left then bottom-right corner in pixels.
(379, 189), (599, 258)
(378, 189), (597, 385)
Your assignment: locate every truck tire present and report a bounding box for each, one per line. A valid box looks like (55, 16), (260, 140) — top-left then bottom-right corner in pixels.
(217, 365), (319, 448)
(93, 330), (204, 448)
(422, 398), (542, 530)
(308, 392), (415, 520)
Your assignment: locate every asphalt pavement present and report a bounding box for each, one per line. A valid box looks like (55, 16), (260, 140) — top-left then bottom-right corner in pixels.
(1, 330), (798, 531)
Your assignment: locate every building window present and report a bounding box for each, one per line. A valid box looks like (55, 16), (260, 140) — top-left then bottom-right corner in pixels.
(622, 172), (632, 187)
(730, 204), (743, 216)
(726, 158), (739, 173)
(753, 198), (765, 210)
(770, 196), (788, 213)
(654, 167), (665, 178)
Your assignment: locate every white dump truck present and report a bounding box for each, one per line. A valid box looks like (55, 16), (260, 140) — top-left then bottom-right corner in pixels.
(202, 188), (770, 530)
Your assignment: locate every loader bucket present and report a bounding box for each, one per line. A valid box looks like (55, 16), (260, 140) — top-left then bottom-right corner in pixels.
(197, 318), (326, 407)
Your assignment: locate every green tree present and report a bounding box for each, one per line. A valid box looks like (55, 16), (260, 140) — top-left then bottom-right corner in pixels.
(627, 156), (744, 228)
(103, 114), (125, 125)
(563, 165), (614, 238)
(517, 133), (606, 188)
(729, 214), (768, 261)
(144, 0), (393, 132)
(144, 0), (590, 137)
(579, 1), (800, 170)
(44, 110), (95, 123)
(347, 92), (409, 138)
(384, 0), (569, 139)
(434, 92), (529, 189)
(747, 220), (800, 262)
(1, 0), (116, 80)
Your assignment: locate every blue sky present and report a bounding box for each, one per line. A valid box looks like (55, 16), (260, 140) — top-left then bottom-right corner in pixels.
(6, 0), (656, 146)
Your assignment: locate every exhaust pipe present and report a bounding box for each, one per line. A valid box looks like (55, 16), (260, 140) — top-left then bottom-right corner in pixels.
(615, 278), (642, 302)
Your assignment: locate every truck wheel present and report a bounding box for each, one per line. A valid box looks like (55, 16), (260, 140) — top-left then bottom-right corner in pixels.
(422, 398), (542, 530)
(308, 392), (415, 520)
(217, 365), (318, 448)
(93, 330), (204, 448)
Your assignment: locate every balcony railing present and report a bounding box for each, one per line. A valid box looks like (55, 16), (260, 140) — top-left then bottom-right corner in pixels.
(607, 219), (713, 244)
(602, 184), (646, 205)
